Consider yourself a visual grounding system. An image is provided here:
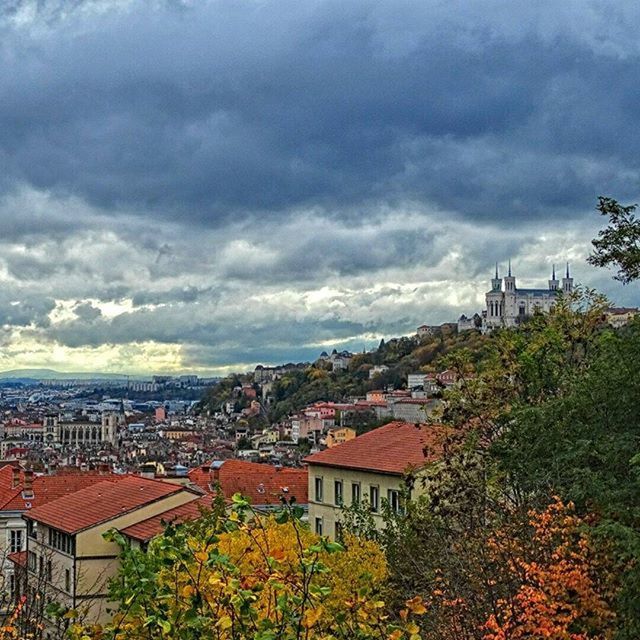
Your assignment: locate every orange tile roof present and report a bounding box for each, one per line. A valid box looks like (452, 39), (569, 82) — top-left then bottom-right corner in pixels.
(0, 467), (118, 513)
(188, 460), (308, 506)
(120, 496), (212, 542)
(7, 551), (26, 567)
(304, 421), (444, 475)
(25, 476), (192, 534)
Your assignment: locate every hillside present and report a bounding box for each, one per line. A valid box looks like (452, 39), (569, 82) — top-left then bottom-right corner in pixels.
(199, 327), (490, 422)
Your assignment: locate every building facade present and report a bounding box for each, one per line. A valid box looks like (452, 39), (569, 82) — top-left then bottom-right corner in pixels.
(483, 263), (573, 333)
(304, 421), (443, 539)
(42, 413), (120, 447)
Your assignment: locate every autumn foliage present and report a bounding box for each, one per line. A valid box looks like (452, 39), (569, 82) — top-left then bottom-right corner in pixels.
(65, 495), (424, 640)
(483, 499), (616, 640)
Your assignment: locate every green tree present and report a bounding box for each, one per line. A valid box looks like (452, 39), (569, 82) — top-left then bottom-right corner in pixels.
(588, 196), (640, 284)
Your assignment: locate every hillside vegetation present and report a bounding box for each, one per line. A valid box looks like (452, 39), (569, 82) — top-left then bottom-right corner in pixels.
(200, 327), (489, 422)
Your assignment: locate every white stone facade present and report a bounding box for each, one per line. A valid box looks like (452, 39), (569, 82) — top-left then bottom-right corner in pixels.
(482, 263), (573, 333)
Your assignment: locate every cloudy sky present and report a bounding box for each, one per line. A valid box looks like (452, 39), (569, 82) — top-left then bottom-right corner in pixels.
(0, 0), (638, 375)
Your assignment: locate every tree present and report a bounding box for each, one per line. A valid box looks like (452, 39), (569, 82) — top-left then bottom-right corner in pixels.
(588, 197), (640, 284)
(66, 496), (426, 640)
(483, 500), (616, 640)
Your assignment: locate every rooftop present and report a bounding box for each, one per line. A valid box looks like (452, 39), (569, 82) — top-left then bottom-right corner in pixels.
(188, 459), (308, 506)
(120, 496), (212, 542)
(304, 420), (444, 475)
(0, 467), (117, 512)
(25, 476), (192, 534)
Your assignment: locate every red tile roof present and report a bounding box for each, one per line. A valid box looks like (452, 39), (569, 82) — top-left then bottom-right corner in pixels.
(25, 476), (193, 534)
(120, 496), (211, 542)
(7, 551), (26, 567)
(188, 460), (308, 506)
(0, 467), (118, 512)
(304, 421), (444, 475)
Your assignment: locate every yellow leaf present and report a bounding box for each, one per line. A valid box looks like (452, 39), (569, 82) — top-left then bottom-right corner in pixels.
(181, 585), (195, 599)
(406, 596), (427, 615)
(195, 550), (209, 563)
(302, 606), (323, 629)
(217, 616), (232, 630)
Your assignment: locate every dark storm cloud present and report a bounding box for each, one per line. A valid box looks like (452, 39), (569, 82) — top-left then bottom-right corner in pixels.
(1, 1), (639, 227)
(0, 291), (55, 328)
(0, 1), (637, 372)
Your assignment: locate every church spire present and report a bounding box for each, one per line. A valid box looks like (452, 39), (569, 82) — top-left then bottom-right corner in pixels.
(562, 262), (574, 294)
(495, 262), (499, 279)
(508, 259), (512, 277)
(549, 263), (559, 291)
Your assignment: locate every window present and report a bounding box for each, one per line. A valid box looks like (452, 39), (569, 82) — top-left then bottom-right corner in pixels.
(46, 560), (52, 581)
(334, 480), (343, 506)
(387, 489), (403, 515)
(65, 569), (71, 593)
(314, 517), (323, 536)
(9, 529), (23, 553)
(314, 477), (323, 503)
(351, 482), (361, 504)
(369, 485), (379, 512)
(334, 521), (343, 541)
(48, 528), (75, 555)
(27, 551), (36, 572)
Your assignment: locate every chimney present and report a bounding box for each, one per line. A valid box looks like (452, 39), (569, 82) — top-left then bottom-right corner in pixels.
(11, 466), (20, 489)
(23, 470), (33, 493)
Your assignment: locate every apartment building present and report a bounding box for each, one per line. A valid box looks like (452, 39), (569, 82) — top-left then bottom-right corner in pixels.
(22, 477), (199, 625)
(304, 421), (443, 539)
(0, 466), (116, 610)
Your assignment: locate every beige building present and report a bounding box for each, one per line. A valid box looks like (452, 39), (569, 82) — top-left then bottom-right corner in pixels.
(304, 421), (442, 539)
(483, 263), (572, 333)
(22, 476), (199, 625)
(325, 428), (356, 448)
(604, 307), (638, 328)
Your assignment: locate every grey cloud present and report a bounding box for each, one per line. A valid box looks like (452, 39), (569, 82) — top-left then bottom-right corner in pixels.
(131, 285), (217, 307)
(0, 291), (55, 328)
(0, 1), (639, 227)
(73, 301), (102, 321)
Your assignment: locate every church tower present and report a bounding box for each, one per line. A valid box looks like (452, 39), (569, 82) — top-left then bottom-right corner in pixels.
(491, 263), (502, 291)
(504, 260), (516, 293)
(562, 263), (574, 294)
(549, 264), (559, 291)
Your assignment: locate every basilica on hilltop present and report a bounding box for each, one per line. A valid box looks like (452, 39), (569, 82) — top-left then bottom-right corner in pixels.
(482, 262), (573, 333)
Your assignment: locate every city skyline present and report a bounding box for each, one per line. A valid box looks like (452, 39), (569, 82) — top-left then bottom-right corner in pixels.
(0, 1), (638, 374)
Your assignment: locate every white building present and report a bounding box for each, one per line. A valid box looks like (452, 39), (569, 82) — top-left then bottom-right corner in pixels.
(482, 263), (573, 333)
(407, 373), (427, 389)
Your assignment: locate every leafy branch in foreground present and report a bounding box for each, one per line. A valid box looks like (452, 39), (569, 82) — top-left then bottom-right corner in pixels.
(66, 494), (425, 640)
